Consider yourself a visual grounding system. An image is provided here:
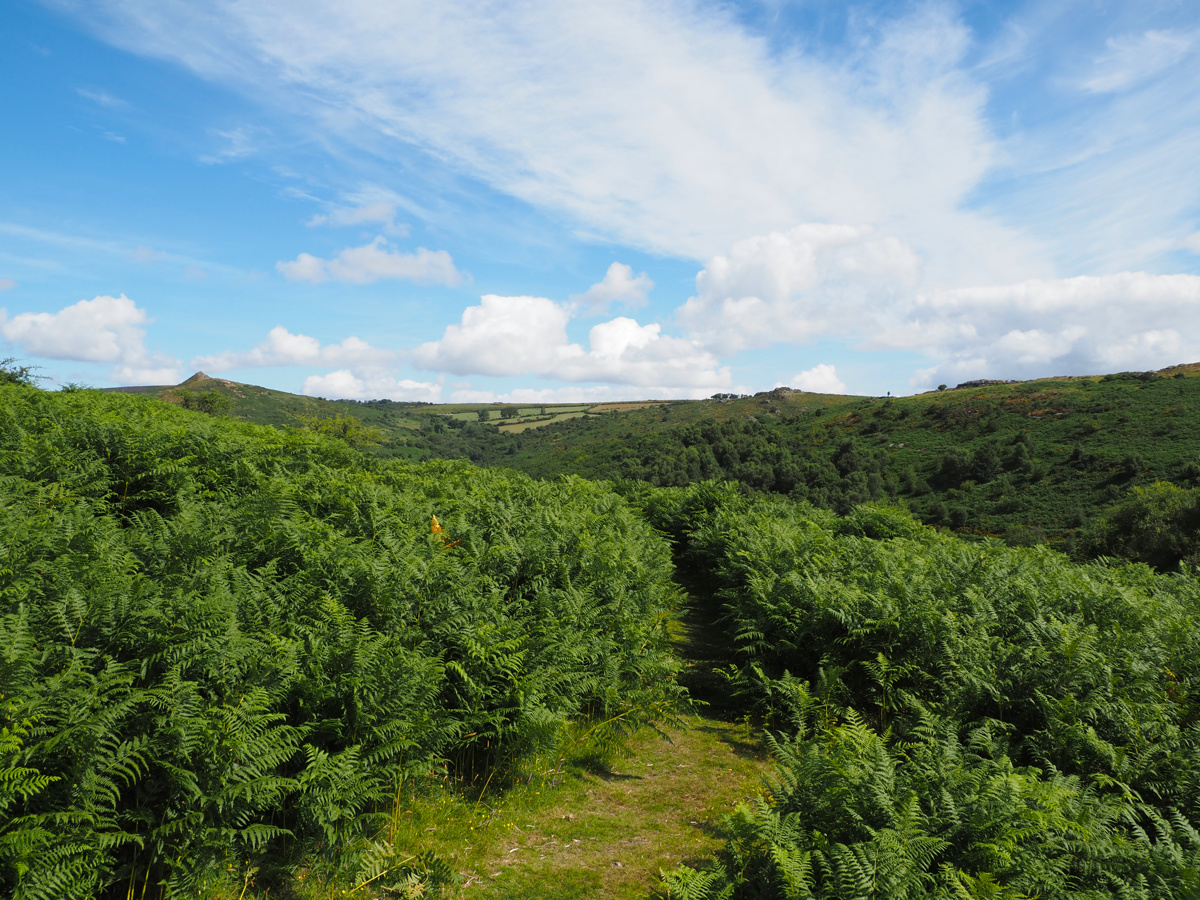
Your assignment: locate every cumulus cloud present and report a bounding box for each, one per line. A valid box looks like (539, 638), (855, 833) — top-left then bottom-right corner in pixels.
(877, 272), (1200, 387)
(277, 237), (462, 286)
(1083, 30), (1195, 93)
(191, 325), (395, 371)
(0, 294), (181, 384)
(675, 226), (1200, 389)
(414, 294), (729, 390)
(0, 279), (16, 291)
(789, 364), (846, 394)
(307, 201), (408, 236)
(677, 224), (922, 354)
(413, 295), (569, 376)
(303, 369), (442, 402)
(570, 262), (653, 314)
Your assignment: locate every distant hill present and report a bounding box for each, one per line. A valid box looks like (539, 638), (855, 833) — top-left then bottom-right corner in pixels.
(111, 365), (1200, 556)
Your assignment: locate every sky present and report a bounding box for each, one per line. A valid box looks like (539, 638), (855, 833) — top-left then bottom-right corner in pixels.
(2, 0), (1199, 401)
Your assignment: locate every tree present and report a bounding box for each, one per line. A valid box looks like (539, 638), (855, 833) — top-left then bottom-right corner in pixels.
(294, 412), (385, 447)
(1082, 481), (1200, 570)
(0, 358), (39, 387)
(176, 389), (232, 416)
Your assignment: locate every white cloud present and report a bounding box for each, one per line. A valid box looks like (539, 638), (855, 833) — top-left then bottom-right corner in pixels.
(789, 364), (846, 394)
(110, 361), (185, 385)
(1083, 30), (1194, 93)
(413, 295), (569, 376)
(191, 325), (394, 371)
(0, 279), (16, 291)
(414, 294), (729, 390)
(201, 126), (260, 163)
(570, 262), (653, 314)
(77, 86), (129, 108)
(1181, 232), (1200, 254)
(676, 226), (1200, 388)
(130, 245), (165, 263)
(677, 224), (922, 354)
(67, 0), (1045, 282)
(307, 201), (408, 236)
(303, 369), (442, 402)
(877, 272), (1200, 387)
(275, 252), (327, 283)
(277, 237), (462, 286)
(0, 294), (181, 383)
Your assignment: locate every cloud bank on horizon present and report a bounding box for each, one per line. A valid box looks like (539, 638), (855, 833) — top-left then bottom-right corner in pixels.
(2, 0), (1199, 399)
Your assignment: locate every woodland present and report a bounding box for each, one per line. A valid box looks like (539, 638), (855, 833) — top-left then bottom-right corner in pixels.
(3, 364), (1200, 899)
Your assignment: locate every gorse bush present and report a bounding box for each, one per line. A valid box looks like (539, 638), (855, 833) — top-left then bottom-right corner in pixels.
(649, 484), (1200, 899)
(0, 384), (681, 897)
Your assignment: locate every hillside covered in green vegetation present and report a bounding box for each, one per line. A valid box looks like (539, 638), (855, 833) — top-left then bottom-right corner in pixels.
(8, 365), (1196, 898)
(134, 366), (1200, 568)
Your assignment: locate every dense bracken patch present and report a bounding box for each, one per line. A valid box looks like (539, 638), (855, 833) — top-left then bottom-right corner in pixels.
(0, 384), (681, 898)
(647, 484), (1200, 899)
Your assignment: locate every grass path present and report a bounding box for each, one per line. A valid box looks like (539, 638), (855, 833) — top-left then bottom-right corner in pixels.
(415, 715), (771, 899)
(381, 568), (774, 899)
(283, 575), (771, 899)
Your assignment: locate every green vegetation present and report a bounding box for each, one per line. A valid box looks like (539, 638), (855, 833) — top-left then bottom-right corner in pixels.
(643, 483), (1200, 898)
(128, 368), (1200, 561)
(11, 363), (1200, 897)
(0, 383), (681, 898)
(383, 715), (768, 900)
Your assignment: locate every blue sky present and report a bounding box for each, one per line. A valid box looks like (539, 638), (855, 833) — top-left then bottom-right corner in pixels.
(2, 0), (1199, 401)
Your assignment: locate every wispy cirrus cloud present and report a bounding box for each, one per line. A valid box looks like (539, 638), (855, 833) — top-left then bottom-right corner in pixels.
(59, 0), (1046, 285)
(76, 86), (130, 108)
(1083, 29), (1195, 93)
(200, 126), (261, 164)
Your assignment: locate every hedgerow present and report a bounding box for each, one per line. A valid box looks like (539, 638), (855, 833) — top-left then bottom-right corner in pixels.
(0, 384), (681, 897)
